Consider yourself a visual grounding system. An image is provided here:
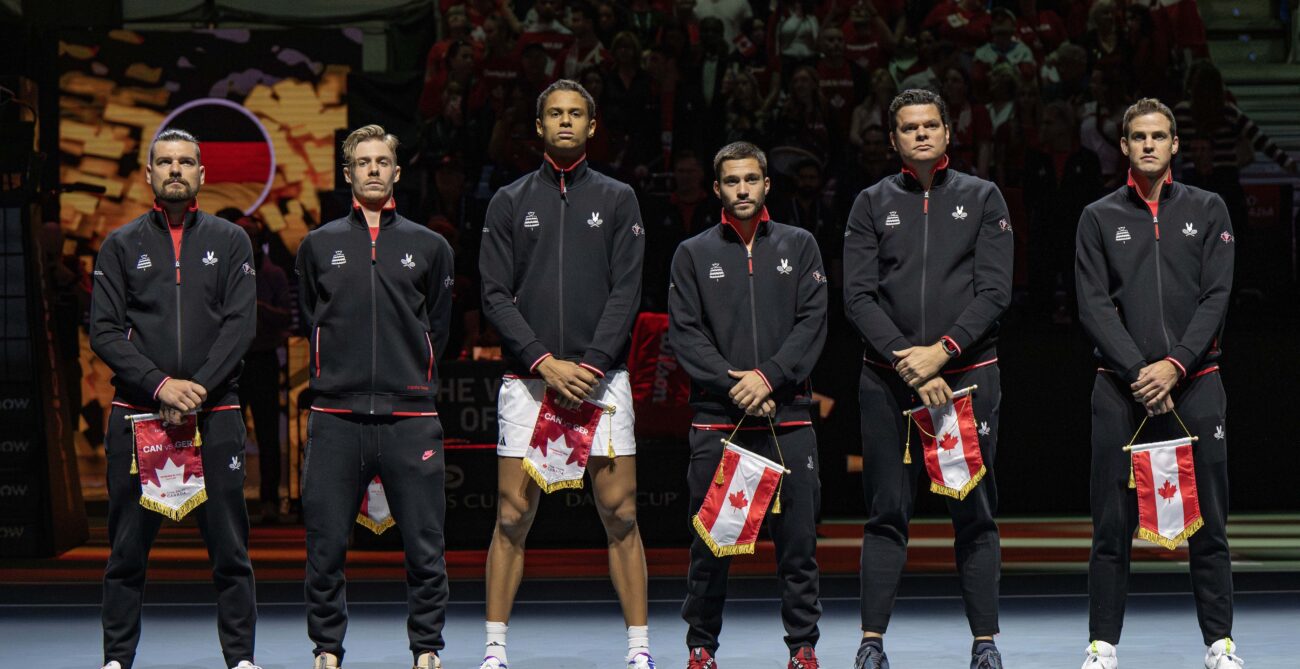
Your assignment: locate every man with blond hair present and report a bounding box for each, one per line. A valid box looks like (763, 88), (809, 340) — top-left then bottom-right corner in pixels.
(296, 124), (455, 669)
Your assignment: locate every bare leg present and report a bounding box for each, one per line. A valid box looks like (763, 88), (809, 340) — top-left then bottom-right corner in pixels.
(485, 457), (541, 623)
(589, 455), (648, 627)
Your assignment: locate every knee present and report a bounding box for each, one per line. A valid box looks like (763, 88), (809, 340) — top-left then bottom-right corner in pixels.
(495, 494), (537, 542)
(598, 501), (638, 541)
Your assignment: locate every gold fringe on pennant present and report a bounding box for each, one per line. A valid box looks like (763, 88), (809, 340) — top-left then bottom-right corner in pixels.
(713, 458), (727, 485)
(355, 512), (396, 535)
(604, 404), (617, 459)
(1128, 455), (1136, 489)
(692, 514), (757, 557)
(138, 488), (208, 522)
(929, 465), (988, 501)
(1138, 516), (1204, 550)
(771, 495), (782, 515)
(520, 457), (585, 494)
(903, 442), (911, 465)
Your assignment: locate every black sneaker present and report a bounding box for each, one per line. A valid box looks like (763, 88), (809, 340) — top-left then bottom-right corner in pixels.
(853, 641), (889, 669)
(971, 645), (1003, 669)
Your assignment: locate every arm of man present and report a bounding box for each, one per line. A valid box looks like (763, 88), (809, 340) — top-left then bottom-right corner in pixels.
(843, 190), (913, 362)
(479, 191), (552, 372)
(190, 228), (257, 393)
(579, 187), (645, 377)
(295, 233), (319, 333)
(753, 234), (829, 395)
(1075, 207), (1147, 383)
(668, 244), (737, 397)
(1165, 194), (1235, 376)
(89, 233), (172, 401)
(944, 184), (1014, 353)
(426, 235), (456, 358)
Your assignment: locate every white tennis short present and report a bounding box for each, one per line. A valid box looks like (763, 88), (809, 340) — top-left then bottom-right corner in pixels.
(496, 370), (638, 457)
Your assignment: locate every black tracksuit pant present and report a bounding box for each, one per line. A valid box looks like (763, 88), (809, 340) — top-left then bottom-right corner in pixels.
(1088, 370), (1233, 645)
(102, 405), (256, 669)
(682, 423), (822, 655)
(858, 362), (1002, 637)
(239, 349), (282, 509)
(303, 411), (448, 661)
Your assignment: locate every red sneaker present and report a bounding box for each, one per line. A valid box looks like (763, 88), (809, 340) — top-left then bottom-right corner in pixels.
(789, 647), (819, 669)
(687, 647), (716, 669)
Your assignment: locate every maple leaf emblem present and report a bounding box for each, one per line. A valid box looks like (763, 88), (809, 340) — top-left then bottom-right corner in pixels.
(938, 432), (958, 451)
(1157, 479), (1178, 502)
(728, 489), (749, 511)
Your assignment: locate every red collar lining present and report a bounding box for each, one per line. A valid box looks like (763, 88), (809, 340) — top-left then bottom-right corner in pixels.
(544, 153), (587, 173)
(901, 154), (950, 180)
(721, 205), (770, 244)
(352, 196), (397, 211)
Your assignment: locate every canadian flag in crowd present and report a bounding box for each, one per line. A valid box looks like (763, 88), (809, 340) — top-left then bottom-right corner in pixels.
(909, 387), (987, 500)
(1130, 437), (1203, 549)
(130, 413), (207, 521)
(522, 390), (608, 493)
(356, 476), (395, 534)
(692, 441), (785, 557)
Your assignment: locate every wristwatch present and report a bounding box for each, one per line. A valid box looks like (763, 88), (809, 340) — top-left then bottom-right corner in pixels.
(939, 337), (959, 357)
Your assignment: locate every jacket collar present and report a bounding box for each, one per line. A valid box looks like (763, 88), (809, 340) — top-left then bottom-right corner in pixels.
(899, 154), (950, 190)
(348, 195), (399, 228)
(150, 198), (199, 229)
(719, 205), (771, 245)
(1125, 167), (1175, 203)
(539, 153), (590, 196)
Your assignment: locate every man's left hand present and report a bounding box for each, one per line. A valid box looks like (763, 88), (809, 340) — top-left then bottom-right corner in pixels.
(1132, 360), (1180, 405)
(893, 342), (949, 388)
(728, 370), (771, 413)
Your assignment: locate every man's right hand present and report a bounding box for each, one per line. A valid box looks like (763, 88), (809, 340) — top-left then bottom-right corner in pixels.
(537, 357), (598, 409)
(1146, 393), (1175, 417)
(157, 378), (206, 413)
(916, 376), (953, 409)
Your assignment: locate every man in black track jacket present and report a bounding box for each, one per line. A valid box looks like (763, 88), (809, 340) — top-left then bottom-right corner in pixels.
(477, 80), (653, 669)
(1075, 99), (1241, 669)
(90, 128), (260, 669)
(296, 125), (454, 669)
(843, 90), (1013, 669)
(669, 141), (827, 669)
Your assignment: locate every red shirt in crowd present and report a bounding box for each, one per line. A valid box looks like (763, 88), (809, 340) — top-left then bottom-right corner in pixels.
(922, 1), (991, 51)
(1016, 9), (1067, 57)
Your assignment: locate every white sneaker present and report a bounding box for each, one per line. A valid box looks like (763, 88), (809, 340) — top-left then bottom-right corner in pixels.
(1081, 640), (1118, 669)
(413, 651), (442, 669)
(1205, 639), (1244, 668)
(231, 662), (263, 669)
(627, 652), (656, 669)
(313, 652), (341, 669)
(101, 663), (123, 669)
(478, 657), (507, 669)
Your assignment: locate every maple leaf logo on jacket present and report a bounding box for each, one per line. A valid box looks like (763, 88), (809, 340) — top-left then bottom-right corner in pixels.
(938, 432), (958, 451)
(728, 489), (749, 511)
(1157, 479), (1178, 501)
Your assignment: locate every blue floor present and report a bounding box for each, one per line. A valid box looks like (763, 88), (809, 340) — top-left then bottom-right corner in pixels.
(2, 590), (1297, 669)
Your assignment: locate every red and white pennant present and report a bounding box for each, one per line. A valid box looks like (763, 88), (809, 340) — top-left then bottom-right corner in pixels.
(1129, 437), (1203, 549)
(692, 440), (787, 557)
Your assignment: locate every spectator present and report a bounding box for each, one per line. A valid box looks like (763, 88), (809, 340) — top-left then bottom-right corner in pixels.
(1126, 3), (1176, 101)
(420, 6), (482, 118)
(941, 65), (992, 179)
(769, 158), (841, 283)
(692, 0), (753, 50)
(886, 34), (925, 87)
(770, 65), (830, 157)
(1039, 41), (1088, 103)
(684, 17), (731, 156)
(985, 64), (1020, 184)
(816, 26), (868, 144)
(594, 1), (623, 45)
(1014, 0), (1066, 58)
(627, 0), (667, 47)
(776, 1), (821, 70)
(899, 38), (957, 94)
(972, 9), (1036, 94)
(1081, 0), (1129, 77)
(560, 1), (611, 78)
(727, 16), (776, 92)
(603, 31), (654, 166)
(849, 67), (896, 147)
(721, 67), (774, 145)
(1012, 74), (1043, 157)
(465, 0), (522, 35)
(476, 13), (521, 115)
(834, 123), (899, 219)
(518, 41), (558, 97)
(1078, 68), (1128, 187)
(487, 82), (544, 176)
(578, 66), (615, 164)
(921, 0), (991, 52)
(641, 151), (720, 311)
(519, 0), (575, 64)
(842, 0), (903, 71)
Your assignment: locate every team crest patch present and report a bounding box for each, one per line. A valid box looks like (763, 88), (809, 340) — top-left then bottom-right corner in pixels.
(885, 211), (901, 226)
(136, 254), (152, 270)
(632, 221), (644, 236)
(241, 262), (255, 276)
(1115, 227), (1131, 243)
(998, 218), (1011, 232)
(524, 211), (540, 228)
(1220, 231), (1234, 243)
(331, 250), (347, 266)
(708, 263), (725, 280)
(812, 270), (827, 284)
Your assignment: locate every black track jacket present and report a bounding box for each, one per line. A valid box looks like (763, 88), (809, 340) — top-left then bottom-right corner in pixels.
(480, 157), (644, 377)
(90, 204), (255, 409)
(296, 202), (454, 415)
(668, 209), (828, 425)
(1075, 172), (1234, 382)
(844, 159), (1014, 369)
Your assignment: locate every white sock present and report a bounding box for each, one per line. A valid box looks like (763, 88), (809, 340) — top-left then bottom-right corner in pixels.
(627, 625), (650, 661)
(485, 621), (508, 664)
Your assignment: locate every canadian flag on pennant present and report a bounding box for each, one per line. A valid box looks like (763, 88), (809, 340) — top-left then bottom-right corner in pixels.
(908, 387), (987, 500)
(1130, 437), (1203, 549)
(356, 476), (395, 534)
(129, 413), (207, 521)
(522, 390), (610, 493)
(692, 440), (785, 557)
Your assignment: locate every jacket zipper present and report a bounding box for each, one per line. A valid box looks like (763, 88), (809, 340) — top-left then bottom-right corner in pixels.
(1151, 214), (1171, 349)
(165, 210), (184, 371)
(558, 193), (566, 356)
(747, 245), (759, 368)
(370, 231), (378, 414)
(920, 189), (930, 340)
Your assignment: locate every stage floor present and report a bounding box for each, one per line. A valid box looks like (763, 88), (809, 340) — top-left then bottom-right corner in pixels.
(3, 581), (1297, 668)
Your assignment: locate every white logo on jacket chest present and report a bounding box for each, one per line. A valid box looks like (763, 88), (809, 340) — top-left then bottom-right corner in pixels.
(229, 456), (242, 471)
(978, 421), (991, 436)
(952, 205), (968, 220)
(201, 251), (218, 266)
(708, 263), (725, 280)
(136, 254), (152, 270)
(777, 258), (792, 275)
(524, 211), (540, 228)
(885, 211), (901, 226)
(401, 253), (416, 269)
(331, 250), (347, 266)
(1214, 424), (1225, 440)
(1115, 227), (1131, 243)
(1182, 222), (1198, 237)
(587, 211), (603, 228)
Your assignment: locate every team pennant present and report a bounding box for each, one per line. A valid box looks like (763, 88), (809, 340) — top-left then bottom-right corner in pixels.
(906, 386), (987, 500)
(356, 476), (395, 534)
(692, 441), (787, 557)
(1129, 437), (1203, 549)
(128, 413), (207, 521)
(522, 390), (612, 493)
